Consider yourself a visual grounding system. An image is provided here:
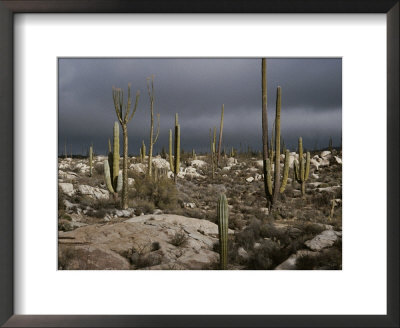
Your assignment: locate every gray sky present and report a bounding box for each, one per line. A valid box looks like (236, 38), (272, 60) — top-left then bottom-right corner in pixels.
(58, 58), (341, 156)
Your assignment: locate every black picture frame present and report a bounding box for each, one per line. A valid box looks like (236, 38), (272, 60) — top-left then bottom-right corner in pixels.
(0, 1), (398, 327)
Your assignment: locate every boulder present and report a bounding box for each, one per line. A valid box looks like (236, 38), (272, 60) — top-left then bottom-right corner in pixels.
(77, 185), (109, 200)
(304, 230), (341, 251)
(59, 214), (233, 270)
(226, 157), (237, 167)
(190, 160), (207, 168)
(152, 158), (170, 169)
(129, 163), (146, 174)
(59, 183), (75, 196)
(320, 151), (331, 158)
(334, 156), (342, 164)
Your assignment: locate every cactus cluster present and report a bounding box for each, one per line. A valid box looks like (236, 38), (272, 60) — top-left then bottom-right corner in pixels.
(217, 194), (229, 270)
(112, 83), (140, 209)
(104, 122), (123, 201)
(294, 137), (310, 197)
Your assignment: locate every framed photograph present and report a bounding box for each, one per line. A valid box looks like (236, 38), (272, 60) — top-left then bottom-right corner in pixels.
(1, 1), (398, 327)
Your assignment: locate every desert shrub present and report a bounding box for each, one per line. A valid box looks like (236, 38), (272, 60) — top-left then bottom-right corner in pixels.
(296, 248), (341, 270)
(134, 176), (178, 210)
(58, 246), (75, 270)
(134, 200), (155, 215)
(58, 187), (66, 210)
(94, 163), (104, 175)
(247, 239), (287, 269)
(131, 252), (162, 269)
(151, 242), (161, 251)
(58, 220), (72, 231)
(311, 192), (332, 208)
(169, 230), (188, 247)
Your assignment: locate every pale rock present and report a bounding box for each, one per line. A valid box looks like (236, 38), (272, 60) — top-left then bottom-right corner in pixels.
(226, 157), (237, 167)
(184, 202), (196, 209)
(311, 173), (319, 179)
(260, 207), (269, 215)
(334, 156), (342, 164)
(129, 163), (146, 174)
(152, 158), (170, 169)
(254, 160), (263, 168)
(128, 178), (135, 186)
(222, 166), (231, 171)
(304, 230), (340, 251)
(77, 185), (109, 200)
(74, 162), (90, 173)
(190, 160), (207, 168)
(238, 247), (249, 260)
(320, 151), (331, 158)
(246, 177), (254, 183)
(254, 173), (262, 181)
(59, 183), (75, 196)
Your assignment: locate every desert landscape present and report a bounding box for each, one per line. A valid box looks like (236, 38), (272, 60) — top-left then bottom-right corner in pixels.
(58, 58), (342, 270)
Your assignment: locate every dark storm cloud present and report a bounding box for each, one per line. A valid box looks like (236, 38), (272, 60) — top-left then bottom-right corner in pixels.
(58, 58), (341, 155)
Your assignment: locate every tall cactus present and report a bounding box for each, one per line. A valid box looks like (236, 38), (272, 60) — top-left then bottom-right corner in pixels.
(209, 127), (216, 179)
(263, 87), (290, 208)
(217, 104), (224, 166)
(217, 194), (229, 270)
(112, 83), (140, 209)
(104, 122), (123, 201)
(89, 145), (93, 177)
(294, 137), (310, 197)
(174, 113), (180, 183)
(169, 129), (174, 172)
(141, 140), (146, 163)
(261, 58), (270, 201)
(146, 76), (160, 177)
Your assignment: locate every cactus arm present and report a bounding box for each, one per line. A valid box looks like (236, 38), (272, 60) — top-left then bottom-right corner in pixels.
(280, 150), (290, 193)
(116, 171), (123, 193)
(261, 58), (269, 160)
(305, 152), (310, 181)
(153, 113), (160, 145)
(217, 104), (224, 166)
(104, 160), (115, 193)
(217, 194), (229, 270)
(174, 123), (180, 182)
(127, 90), (140, 123)
(272, 87), (281, 203)
(294, 160), (300, 182)
(112, 122), (120, 189)
(169, 129), (174, 172)
(266, 159), (273, 197)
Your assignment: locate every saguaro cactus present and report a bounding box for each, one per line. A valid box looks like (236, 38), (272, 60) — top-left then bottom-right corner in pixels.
(209, 127), (217, 179)
(112, 83), (140, 209)
(89, 145), (93, 177)
(261, 58), (270, 201)
(169, 129), (174, 172)
(217, 194), (229, 270)
(104, 122), (123, 201)
(146, 76), (160, 177)
(263, 87), (290, 208)
(217, 104), (224, 166)
(174, 113), (180, 183)
(294, 137), (310, 197)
